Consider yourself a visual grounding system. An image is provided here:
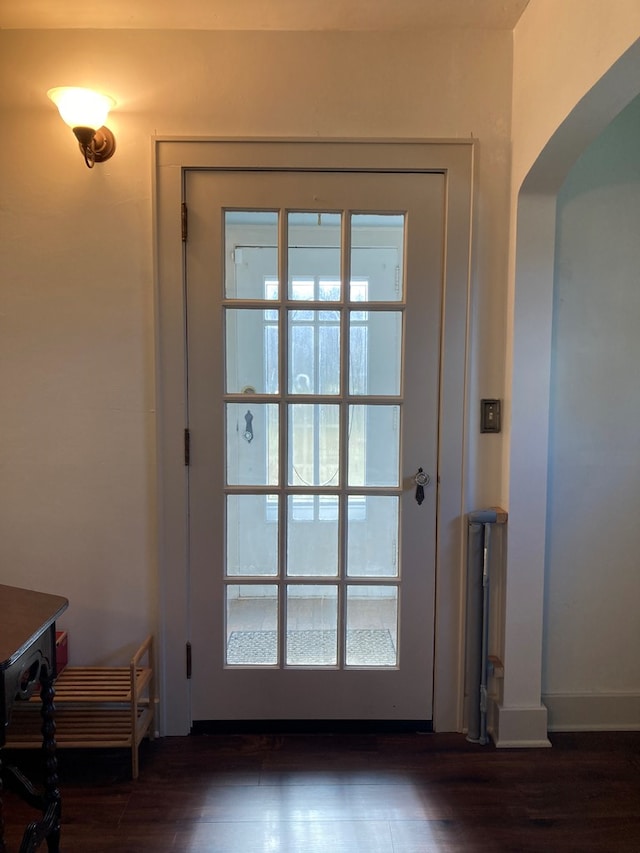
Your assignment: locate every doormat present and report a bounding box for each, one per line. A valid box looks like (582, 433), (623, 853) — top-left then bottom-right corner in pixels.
(226, 629), (397, 666)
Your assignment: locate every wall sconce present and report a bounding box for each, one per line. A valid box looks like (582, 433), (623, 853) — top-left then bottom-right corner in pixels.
(47, 87), (116, 169)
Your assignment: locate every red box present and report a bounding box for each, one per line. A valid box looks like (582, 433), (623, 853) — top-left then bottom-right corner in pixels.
(55, 630), (68, 676)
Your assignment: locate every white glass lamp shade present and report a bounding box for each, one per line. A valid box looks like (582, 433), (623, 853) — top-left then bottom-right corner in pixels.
(47, 87), (115, 130)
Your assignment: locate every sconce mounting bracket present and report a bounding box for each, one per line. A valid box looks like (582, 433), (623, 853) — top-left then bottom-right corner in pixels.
(72, 125), (116, 167)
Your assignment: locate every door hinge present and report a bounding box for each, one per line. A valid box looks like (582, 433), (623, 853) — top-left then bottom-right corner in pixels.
(184, 428), (190, 466)
(186, 641), (192, 679)
(181, 202), (188, 242)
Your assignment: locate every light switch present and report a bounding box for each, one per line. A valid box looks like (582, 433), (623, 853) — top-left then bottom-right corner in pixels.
(480, 399), (501, 433)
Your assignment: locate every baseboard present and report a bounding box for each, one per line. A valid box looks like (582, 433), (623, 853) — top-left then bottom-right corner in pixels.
(191, 719), (434, 735)
(543, 693), (640, 732)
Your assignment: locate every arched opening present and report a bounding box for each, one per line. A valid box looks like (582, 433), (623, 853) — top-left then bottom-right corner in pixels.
(544, 92), (640, 730)
(497, 39), (640, 746)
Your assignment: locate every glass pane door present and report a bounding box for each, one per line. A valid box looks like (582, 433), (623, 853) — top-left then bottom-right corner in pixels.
(186, 168), (444, 722)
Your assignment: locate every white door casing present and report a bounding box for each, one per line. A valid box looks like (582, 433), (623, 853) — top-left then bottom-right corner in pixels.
(154, 140), (474, 735)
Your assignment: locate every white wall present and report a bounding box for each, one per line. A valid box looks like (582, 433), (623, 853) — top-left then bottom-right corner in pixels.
(0, 28), (512, 667)
(3, 10), (640, 739)
(3, 7), (640, 738)
(543, 95), (640, 727)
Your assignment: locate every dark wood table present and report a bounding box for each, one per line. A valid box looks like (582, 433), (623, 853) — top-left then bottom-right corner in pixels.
(0, 584), (68, 852)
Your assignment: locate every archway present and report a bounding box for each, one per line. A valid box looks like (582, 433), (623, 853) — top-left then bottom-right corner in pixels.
(497, 39), (640, 747)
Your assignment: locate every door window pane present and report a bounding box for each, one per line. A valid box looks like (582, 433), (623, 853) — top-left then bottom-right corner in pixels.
(226, 584), (278, 665)
(346, 585), (398, 666)
(289, 404), (340, 487)
(226, 495), (278, 577)
(347, 496), (399, 578)
(288, 212), (342, 300)
(286, 585), (338, 665)
(226, 403), (279, 485)
(225, 211), (278, 299)
(348, 405), (400, 486)
(350, 214), (404, 301)
(349, 310), (402, 396)
(289, 310), (340, 395)
(287, 495), (338, 577)
(226, 308), (279, 394)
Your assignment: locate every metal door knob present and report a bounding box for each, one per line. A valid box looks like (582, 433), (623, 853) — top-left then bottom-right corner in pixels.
(414, 467), (430, 505)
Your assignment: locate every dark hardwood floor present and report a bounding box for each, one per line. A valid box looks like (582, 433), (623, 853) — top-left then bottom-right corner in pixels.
(3, 730), (640, 852)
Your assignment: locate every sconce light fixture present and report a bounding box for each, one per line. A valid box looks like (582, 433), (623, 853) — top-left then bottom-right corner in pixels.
(47, 87), (116, 168)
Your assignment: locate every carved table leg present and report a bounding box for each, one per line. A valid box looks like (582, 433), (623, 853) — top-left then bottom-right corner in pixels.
(16, 668), (61, 853)
(41, 669), (61, 853)
(0, 750), (7, 853)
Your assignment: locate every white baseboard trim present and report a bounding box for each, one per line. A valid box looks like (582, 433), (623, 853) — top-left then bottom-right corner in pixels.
(492, 702), (551, 748)
(543, 692), (640, 731)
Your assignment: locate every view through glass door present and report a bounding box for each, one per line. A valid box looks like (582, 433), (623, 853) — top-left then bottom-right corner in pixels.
(186, 169), (444, 723)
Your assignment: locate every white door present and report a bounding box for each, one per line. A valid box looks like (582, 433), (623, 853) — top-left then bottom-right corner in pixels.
(185, 168), (444, 723)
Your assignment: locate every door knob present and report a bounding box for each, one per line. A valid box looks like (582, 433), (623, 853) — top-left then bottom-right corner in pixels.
(414, 468), (430, 505)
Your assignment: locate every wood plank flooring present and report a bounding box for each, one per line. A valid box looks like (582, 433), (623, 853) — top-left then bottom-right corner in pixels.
(3, 730), (640, 852)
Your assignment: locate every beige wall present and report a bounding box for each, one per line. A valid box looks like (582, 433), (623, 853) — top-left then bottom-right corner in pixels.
(512, 0), (640, 191)
(0, 28), (513, 665)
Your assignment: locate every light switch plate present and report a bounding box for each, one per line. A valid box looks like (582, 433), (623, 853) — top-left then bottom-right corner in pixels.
(480, 399), (501, 433)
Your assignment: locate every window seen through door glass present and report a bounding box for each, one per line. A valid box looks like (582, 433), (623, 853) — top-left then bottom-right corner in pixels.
(225, 211), (278, 299)
(226, 494), (278, 577)
(226, 402), (279, 486)
(350, 214), (404, 301)
(287, 495), (339, 577)
(288, 309), (340, 395)
(288, 404), (340, 487)
(289, 213), (341, 300)
(225, 308), (279, 394)
(222, 206), (406, 672)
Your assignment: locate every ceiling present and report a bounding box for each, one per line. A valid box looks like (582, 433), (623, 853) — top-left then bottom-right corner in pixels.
(0, 0), (530, 32)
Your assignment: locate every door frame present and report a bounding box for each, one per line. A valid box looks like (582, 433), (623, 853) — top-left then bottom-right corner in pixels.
(153, 138), (475, 735)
